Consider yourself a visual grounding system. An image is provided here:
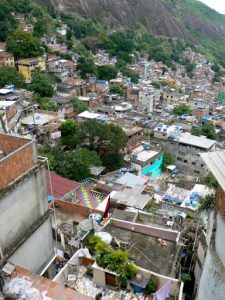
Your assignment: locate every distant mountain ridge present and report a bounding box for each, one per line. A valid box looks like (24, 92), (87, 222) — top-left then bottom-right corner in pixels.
(37, 0), (225, 41)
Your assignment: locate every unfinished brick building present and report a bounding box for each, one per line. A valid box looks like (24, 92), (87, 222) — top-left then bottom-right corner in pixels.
(0, 134), (54, 273)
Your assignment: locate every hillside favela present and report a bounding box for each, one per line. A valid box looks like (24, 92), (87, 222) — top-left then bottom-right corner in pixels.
(1, 0), (225, 299)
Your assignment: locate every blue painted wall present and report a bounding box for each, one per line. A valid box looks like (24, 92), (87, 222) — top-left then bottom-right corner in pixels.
(141, 154), (163, 178)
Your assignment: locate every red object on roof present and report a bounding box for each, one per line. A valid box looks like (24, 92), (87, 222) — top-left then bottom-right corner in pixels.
(45, 171), (81, 199)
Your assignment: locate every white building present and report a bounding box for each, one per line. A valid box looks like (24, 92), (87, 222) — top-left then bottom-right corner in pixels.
(195, 151), (225, 300)
(139, 88), (160, 113)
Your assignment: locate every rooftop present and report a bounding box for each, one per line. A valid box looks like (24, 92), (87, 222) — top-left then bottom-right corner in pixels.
(45, 171), (81, 200)
(116, 172), (148, 187)
(178, 132), (216, 149)
(122, 126), (143, 137)
(134, 150), (159, 162)
(0, 101), (16, 108)
(104, 224), (177, 276)
(12, 266), (93, 300)
(111, 185), (150, 210)
(21, 112), (57, 126)
(78, 111), (101, 120)
(201, 150), (225, 192)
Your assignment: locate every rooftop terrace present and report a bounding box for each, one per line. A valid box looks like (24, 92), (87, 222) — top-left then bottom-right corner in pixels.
(104, 224), (178, 277)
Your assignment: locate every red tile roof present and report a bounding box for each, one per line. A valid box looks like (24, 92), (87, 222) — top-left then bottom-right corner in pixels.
(45, 171), (81, 199)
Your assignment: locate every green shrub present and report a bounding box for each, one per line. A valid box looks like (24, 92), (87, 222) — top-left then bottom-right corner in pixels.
(146, 276), (158, 294)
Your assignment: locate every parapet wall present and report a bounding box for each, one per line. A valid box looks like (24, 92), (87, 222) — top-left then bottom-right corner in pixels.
(0, 134), (37, 191)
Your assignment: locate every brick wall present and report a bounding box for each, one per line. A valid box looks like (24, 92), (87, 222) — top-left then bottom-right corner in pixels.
(38, 109), (58, 116)
(0, 134), (31, 155)
(0, 134), (35, 190)
(54, 199), (104, 218)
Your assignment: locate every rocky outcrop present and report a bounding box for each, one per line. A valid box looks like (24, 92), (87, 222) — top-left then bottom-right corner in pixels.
(38, 0), (225, 41)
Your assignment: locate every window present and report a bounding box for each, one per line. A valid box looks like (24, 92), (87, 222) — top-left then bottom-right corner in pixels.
(192, 162), (196, 165)
(177, 157), (182, 161)
(194, 170), (200, 174)
(201, 164), (204, 168)
(183, 160), (188, 163)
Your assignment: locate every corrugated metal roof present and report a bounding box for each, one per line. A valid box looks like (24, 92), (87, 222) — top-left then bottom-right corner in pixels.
(201, 151), (225, 192)
(45, 171), (81, 199)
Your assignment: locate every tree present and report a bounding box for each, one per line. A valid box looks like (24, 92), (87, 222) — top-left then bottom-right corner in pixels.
(0, 66), (25, 88)
(71, 97), (87, 113)
(107, 123), (127, 153)
(33, 18), (47, 38)
(146, 277), (158, 294)
(97, 65), (118, 81)
(173, 104), (192, 116)
(60, 120), (81, 149)
(191, 127), (202, 137)
(77, 55), (97, 78)
(42, 143), (102, 181)
(86, 236), (109, 255)
(120, 66), (139, 83)
(0, 0), (18, 41)
(198, 172), (218, 212)
(39, 98), (57, 111)
(162, 152), (174, 170)
(74, 148), (101, 168)
(198, 193), (215, 211)
(81, 36), (100, 53)
(29, 72), (54, 97)
(201, 172), (218, 190)
(6, 31), (43, 58)
(192, 122), (217, 140)
(202, 122), (217, 140)
(56, 148), (101, 181)
(110, 85), (123, 96)
(96, 249), (137, 288)
(102, 152), (124, 171)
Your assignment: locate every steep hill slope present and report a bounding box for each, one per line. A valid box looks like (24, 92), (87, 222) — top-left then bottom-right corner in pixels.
(38, 0), (225, 41)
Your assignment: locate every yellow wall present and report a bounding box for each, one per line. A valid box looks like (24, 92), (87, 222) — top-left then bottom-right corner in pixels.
(17, 56), (46, 83)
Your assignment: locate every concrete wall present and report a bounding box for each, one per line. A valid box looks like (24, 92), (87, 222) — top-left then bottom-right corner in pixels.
(54, 199), (104, 218)
(0, 165), (48, 255)
(195, 212), (225, 300)
(196, 245), (225, 300)
(215, 213), (225, 268)
(157, 139), (210, 176)
(9, 218), (55, 273)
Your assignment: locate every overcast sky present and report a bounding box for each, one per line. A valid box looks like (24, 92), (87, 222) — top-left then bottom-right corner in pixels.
(199, 0), (225, 14)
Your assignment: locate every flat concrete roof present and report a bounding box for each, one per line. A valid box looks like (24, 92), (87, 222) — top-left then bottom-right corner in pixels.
(104, 224), (177, 276)
(123, 126), (143, 136)
(111, 185), (150, 209)
(78, 96), (90, 102)
(116, 172), (148, 187)
(0, 101), (16, 107)
(0, 89), (12, 95)
(136, 150), (159, 162)
(78, 111), (101, 119)
(21, 113), (56, 125)
(178, 132), (216, 149)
